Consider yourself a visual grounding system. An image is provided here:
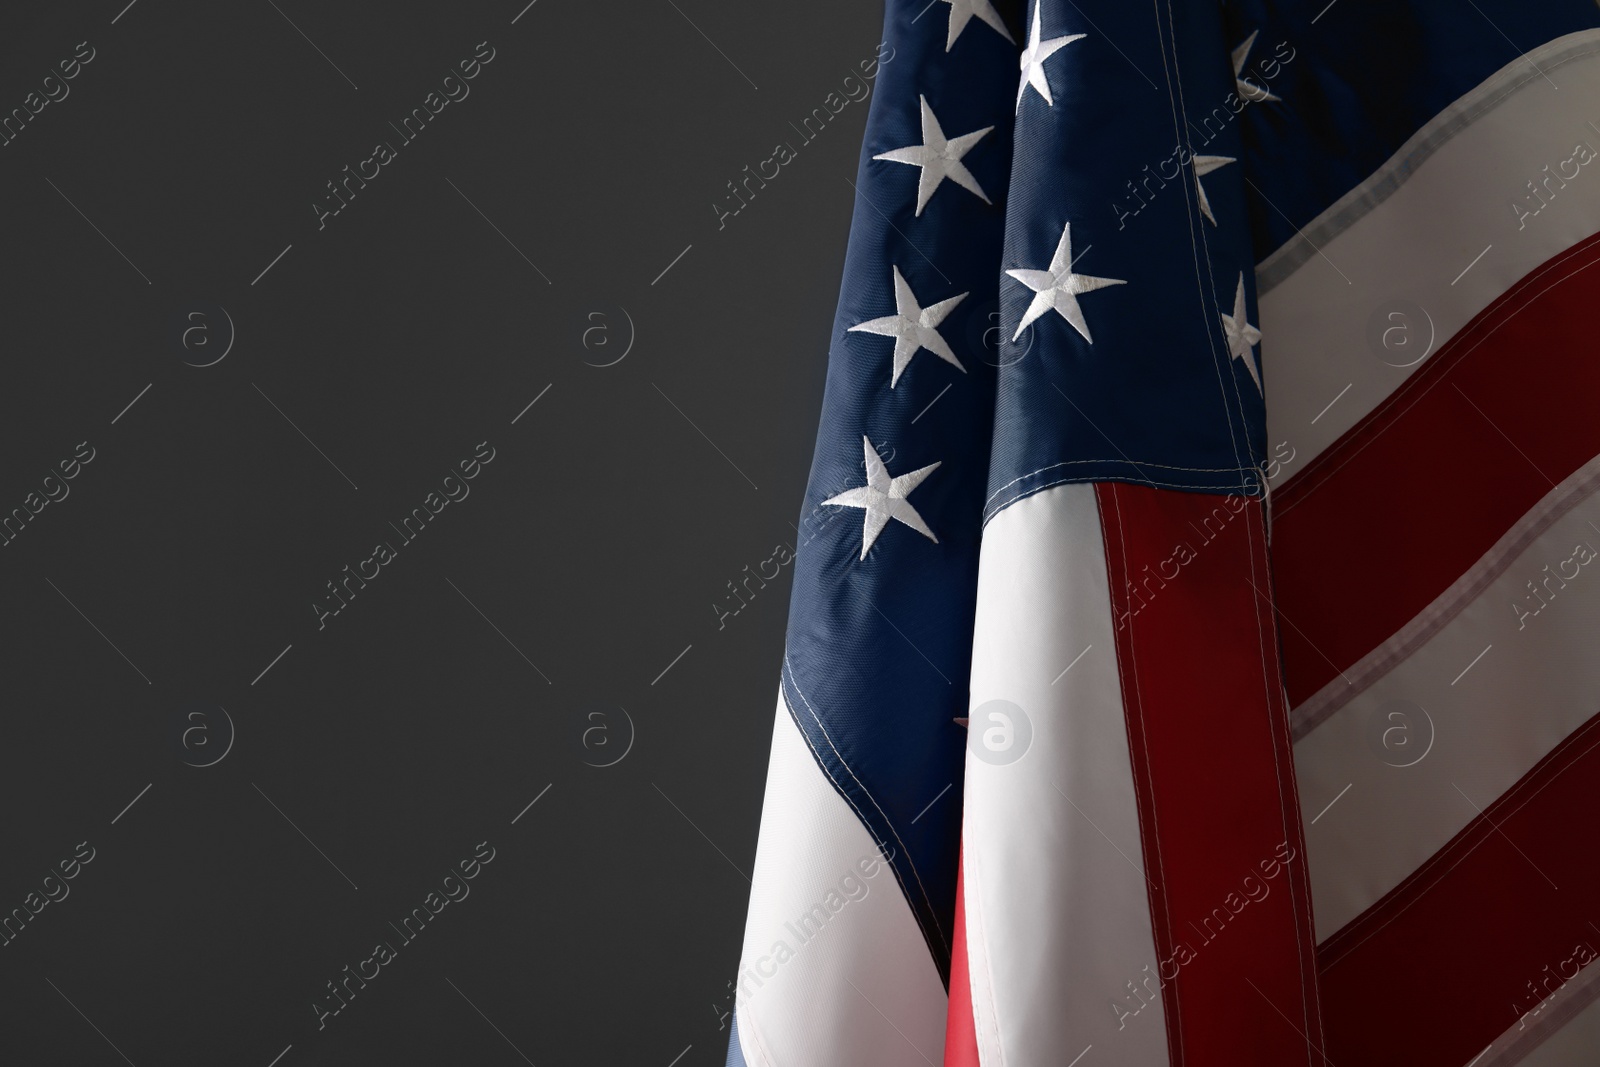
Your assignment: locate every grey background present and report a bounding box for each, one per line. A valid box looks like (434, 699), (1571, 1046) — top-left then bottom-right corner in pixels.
(0, 1), (883, 1062)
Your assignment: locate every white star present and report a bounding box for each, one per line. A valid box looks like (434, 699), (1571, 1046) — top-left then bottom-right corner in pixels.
(1193, 154), (1235, 226)
(940, 0), (1014, 50)
(874, 97), (994, 216)
(823, 438), (941, 560)
(1220, 272), (1262, 392)
(848, 265), (968, 387)
(1005, 223), (1126, 343)
(1231, 31), (1279, 103)
(1017, 4), (1085, 111)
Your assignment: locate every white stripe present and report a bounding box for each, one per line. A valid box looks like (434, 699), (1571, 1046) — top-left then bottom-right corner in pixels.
(1520, 996), (1600, 1067)
(1293, 459), (1600, 937)
(732, 695), (946, 1067)
(962, 483), (1170, 1066)
(1260, 31), (1600, 488)
(1256, 31), (1600, 291)
(1291, 455), (1600, 738)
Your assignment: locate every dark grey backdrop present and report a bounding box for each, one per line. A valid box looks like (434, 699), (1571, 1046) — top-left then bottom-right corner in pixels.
(0, 1), (883, 1062)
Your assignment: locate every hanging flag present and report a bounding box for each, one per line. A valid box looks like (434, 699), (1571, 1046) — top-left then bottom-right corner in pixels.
(725, 0), (1600, 1064)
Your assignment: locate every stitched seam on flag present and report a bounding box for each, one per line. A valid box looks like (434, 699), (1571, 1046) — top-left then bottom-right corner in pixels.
(987, 458), (1255, 508)
(1136, 28), (1199, 1058)
(1327, 719), (1600, 964)
(985, 462), (1260, 526)
(731, 1004), (777, 1067)
(985, 468), (1259, 526)
(1255, 30), (1600, 294)
(1096, 482), (1186, 1064)
(775, 677), (908, 920)
(960, 836), (1008, 1067)
(1475, 959), (1600, 1067)
(1154, 0), (1254, 495)
(777, 680), (893, 889)
(781, 655), (949, 952)
(1289, 454), (1600, 739)
(1240, 494), (1324, 1055)
(1273, 243), (1600, 716)
(1275, 239), (1600, 519)
(1280, 243), (1600, 524)
(1318, 712), (1600, 970)
(775, 675), (958, 1008)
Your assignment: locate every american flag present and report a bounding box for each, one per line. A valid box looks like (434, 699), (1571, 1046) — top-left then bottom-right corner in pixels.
(725, 0), (1600, 1064)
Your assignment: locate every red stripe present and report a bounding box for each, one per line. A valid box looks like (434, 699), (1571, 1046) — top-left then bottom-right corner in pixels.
(1317, 709), (1600, 1065)
(1096, 483), (1325, 1066)
(942, 847), (980, 1067)
(1273, 231), (1600, 706)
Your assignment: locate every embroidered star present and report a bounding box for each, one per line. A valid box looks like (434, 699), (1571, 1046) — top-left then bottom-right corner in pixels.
(874, 97), (994, 216)
(1193, 154), (1235, 226)
(1220, 272), (1262, 392)
(940, 0), (1013, 51)
(823, 438), (941, 560)
(1006, 222), (1126, 343)
(1231, 31), (1279, 103)
(848, 265), (968, 387)
(1016, 4), (1085, 111)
